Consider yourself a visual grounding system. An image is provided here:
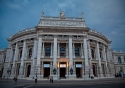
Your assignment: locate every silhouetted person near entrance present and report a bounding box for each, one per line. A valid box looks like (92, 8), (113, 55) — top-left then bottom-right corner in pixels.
(50, 76), (53, 83)
(34, 75), (37, 83)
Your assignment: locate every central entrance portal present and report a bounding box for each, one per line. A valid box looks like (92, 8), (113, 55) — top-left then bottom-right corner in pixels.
(44, 68), (50, 77)
(59, 62), (66, 78)
(60, 68), (66, 78)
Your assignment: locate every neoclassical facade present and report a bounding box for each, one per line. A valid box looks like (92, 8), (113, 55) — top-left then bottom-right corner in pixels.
(0, 11), (125, 79)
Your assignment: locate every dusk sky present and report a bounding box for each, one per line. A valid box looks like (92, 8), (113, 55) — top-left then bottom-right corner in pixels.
(0, 0), (125, 51)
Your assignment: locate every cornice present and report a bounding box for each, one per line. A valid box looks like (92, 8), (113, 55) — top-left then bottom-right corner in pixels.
(88, 32), (110, 43)
(9, 29), (36, 41)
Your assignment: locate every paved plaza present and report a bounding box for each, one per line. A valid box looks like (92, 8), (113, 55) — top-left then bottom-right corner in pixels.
(0, 77), (125, 88)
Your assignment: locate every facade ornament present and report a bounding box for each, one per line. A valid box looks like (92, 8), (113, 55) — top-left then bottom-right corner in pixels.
(81, 12), (84, 19)
(60, 10), (65, 19)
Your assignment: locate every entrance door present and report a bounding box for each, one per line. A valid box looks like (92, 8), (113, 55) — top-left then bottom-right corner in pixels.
(76, 68), (82, 78)
(60, 68), (66, 78)
(44, 68), (50, 77)
(27, 65), (31, 77)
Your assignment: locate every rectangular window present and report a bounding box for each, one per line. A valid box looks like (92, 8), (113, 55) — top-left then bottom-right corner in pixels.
(74, 36), (77, 38)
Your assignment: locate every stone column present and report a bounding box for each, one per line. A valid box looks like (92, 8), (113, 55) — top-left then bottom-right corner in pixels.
(50, 42), (53, 58)
(96, 42), (103, 77)
(73, 61), (76, 77)
(73, 43), (75, 58)
(83, 37), (89, 79)
(18, 40), (26, 78)
(36, 36), (42, 78)
(57, 43), (60, 58)
(88, 41), (94, 77)
(50, 62), (52, 75)
(8, 46), (13, 68)
(42, 42), (44, 58)
(81, 43), (83, 58)
(57, 62), (59, 76)
(41, 61), (43, 77)
(30, 39), (37, 78)
(10, 43), (18, 78)
(82, 61), (85, 77)
(53, 35), (57, 78)
(103, 46), (109, 77)
(66, 62), (69, 78)
(69, 36), (74, 78)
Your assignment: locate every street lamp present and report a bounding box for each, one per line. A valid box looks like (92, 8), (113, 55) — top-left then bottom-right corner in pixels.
(70, 68), (73, 75)
(53, 68), (56, 75)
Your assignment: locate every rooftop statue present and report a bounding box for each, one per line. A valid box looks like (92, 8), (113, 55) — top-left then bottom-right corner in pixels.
(60, 11), (65, 19)
(81, 12), (84, 19)
(42, 10), (44, 17)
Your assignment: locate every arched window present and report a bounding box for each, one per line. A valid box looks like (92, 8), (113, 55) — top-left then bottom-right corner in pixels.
(75, 47), (79, 57)
(118, 56), (121, 63)
(60, 47), (65, 56)
(29, 48), (32, 58)
(20, 50), (22, 59)
(91, 49), (94, 59)
(45, 47), (51, 56)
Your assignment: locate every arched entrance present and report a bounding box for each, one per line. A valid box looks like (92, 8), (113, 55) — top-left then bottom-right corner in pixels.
(92, 65), (96, 76)
(27, 65), (31, 77)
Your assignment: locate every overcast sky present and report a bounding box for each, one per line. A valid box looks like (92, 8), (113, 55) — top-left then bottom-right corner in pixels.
(0, 0), (125, 51)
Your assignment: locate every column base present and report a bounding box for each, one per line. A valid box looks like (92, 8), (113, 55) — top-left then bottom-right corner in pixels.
(82, 74), (91, 80)
(10, 67), (15, 78)
(18, 74), (24, 78)
(98, 73), (104, 77)
(105, 74), (110, 77)
(37, 75), (43, 79)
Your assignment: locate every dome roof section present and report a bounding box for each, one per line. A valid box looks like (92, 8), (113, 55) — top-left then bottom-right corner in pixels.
(7, 28), (36, 41)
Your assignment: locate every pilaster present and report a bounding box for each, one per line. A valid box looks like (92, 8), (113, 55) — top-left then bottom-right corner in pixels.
(10, 43), (18, 78)
(30, 39), (37, 78)
(83, 37), (90, 79)
(18, 40), (26, 78)
(96, 42), (103, 77)
(53, 35), (57, 68)
(103, 45), (110, 77)
(36, 36), (42, 78)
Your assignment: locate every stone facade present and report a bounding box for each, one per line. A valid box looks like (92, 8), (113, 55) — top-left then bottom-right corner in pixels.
(0, 11), (125, 79)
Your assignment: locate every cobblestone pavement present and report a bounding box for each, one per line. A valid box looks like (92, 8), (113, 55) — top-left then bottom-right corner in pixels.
(0, 77), (124, 88)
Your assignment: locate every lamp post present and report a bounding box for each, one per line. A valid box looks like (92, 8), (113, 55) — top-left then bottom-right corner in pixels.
(70, 68), (73, 75)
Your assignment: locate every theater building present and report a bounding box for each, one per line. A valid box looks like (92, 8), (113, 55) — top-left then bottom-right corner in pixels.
(0, 11), (125, 79)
